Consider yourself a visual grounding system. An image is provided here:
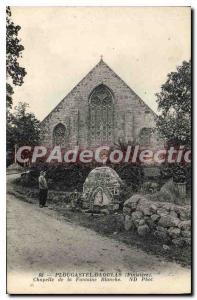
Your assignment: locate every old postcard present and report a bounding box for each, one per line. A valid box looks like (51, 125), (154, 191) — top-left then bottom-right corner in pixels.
(6, 6), (191, 294)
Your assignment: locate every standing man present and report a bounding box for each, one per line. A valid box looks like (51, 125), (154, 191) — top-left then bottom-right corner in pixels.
(38, 171), (48, 208)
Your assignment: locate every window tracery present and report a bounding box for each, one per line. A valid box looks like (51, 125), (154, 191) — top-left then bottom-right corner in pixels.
(89, 85), (114, 145)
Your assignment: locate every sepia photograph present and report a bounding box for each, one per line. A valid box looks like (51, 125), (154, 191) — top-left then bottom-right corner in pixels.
(6, 6), (191, 294)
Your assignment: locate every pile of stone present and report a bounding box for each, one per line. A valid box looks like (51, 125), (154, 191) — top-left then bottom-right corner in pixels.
(123, 194), (191, 246)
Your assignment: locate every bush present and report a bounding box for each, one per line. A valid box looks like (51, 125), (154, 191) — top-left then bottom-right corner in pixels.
(21, 163), (93, 191)
(17, 162), (145, 194)
(113, 163), (144, 192)
(142, 181), (159, 194)
(160, 163), (191, 192)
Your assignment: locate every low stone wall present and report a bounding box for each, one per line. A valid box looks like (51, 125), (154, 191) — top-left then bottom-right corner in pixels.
(15, 186), (71, 203)
(123, 194), (191, 246)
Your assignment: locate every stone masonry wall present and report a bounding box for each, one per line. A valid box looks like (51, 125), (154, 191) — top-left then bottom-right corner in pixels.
(123, 194), (191, 247)
(16, 186), (70, 203)
(40, 60), (161, 148)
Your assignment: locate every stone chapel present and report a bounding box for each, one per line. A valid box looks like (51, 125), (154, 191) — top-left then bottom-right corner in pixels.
(40, 58), (160, 149)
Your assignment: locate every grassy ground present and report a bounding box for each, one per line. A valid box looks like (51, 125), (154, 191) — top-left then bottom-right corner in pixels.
(9, 180), (191, 268)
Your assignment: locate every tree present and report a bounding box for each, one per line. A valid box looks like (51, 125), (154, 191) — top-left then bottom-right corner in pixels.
(10, 102), (40, 148)
(156, 60), (191, 147)
(156, 61), (191, 187)
(6, 6), (26, 110)
(7, 102), (40, 166)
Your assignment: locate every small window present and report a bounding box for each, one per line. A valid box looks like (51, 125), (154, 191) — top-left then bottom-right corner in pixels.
(53, 123), (66, 146)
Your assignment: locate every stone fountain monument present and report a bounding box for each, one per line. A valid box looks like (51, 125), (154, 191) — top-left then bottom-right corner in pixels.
(82, 166), (123, 212)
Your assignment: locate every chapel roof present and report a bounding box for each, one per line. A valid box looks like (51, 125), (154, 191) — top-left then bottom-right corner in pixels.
(41, 58), (157, 124)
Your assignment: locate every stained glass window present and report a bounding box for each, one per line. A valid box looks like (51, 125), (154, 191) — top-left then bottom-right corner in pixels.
(89, 85), (114, 146)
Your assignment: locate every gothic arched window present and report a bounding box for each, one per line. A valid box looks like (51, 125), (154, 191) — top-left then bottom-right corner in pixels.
(89, 85), (114, 146)
(53, 123), (66, 146)
(139, 127), (152, 146)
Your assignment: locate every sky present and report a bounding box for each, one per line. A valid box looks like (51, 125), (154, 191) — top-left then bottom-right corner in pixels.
(11, 6), (191, 121)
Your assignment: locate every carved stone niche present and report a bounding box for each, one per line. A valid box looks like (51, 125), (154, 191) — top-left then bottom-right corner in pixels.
(82, 166), (123, 212)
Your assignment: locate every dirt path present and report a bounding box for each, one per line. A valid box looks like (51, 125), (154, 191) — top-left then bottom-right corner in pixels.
(6, 174), (189, 274)
(6, 174), (191, 293)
